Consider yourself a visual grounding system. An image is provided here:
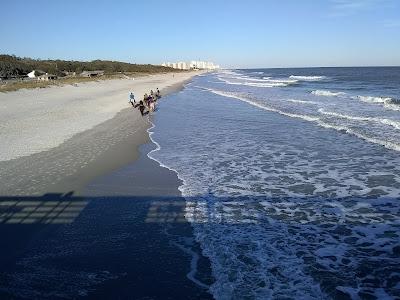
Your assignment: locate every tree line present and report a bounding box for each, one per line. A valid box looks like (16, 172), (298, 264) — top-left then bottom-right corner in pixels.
(0, 55), (177, 79)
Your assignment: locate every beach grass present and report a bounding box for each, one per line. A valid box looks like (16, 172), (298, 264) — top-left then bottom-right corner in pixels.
(0, 72), (172, 93)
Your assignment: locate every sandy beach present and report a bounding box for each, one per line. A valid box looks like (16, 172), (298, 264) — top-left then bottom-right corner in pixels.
(0, 71), (201, 196)
(0, 70), (214, 299)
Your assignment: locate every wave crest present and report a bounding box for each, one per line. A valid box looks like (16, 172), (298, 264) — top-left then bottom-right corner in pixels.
(200, 87), (400, 152)
(354, 95), (400, 111)
(319, 109), (400, 131)
(218, 77), (289, 88)
(290, 75), (327, 81)
(311, 90), (346, 97)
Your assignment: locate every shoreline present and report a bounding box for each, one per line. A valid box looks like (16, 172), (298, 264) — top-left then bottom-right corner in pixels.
(0, 71), (202, 164)
(81, 142), (214, 299)
(0, 71), (203, 196)
(0, 70), (214, 298)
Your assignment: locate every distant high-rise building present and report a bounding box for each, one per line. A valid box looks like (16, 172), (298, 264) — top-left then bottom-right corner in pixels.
(180, 62), (188, 70)
(162, 60), (220, 70)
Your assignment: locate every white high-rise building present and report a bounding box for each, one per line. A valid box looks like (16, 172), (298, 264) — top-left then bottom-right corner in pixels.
(162, 60), (220, 70)
(180, 62), (188, 70)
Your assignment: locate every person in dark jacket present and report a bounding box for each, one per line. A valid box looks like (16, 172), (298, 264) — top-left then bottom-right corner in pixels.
(138, 100), (146, 116)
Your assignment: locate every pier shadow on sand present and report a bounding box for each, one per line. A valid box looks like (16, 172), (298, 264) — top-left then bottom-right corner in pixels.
(0, 192), (399, 299)
(0, 193), (214, 300)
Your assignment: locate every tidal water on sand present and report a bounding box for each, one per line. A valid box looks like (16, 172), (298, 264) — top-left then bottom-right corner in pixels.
(148, 68), (400, 299)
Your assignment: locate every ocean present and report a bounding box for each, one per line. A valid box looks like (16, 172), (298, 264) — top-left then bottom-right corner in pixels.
(148, 67), (400, 299)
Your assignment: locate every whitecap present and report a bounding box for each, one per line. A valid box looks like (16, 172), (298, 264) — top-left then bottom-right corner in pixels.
(286, 99), (318, 105)
(311, 90), (346, 97)
(289, 75), (327, 81)
(201, 87), (400, 152)
(319, 108), (400, 130)
(217, 77), (288, 88)
(353, 95), (400, 111)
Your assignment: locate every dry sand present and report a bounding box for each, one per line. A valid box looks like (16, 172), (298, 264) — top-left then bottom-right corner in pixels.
(0, 71), (200, 161)
(0, 71), (213, 299)
(0, 71), (202, 196)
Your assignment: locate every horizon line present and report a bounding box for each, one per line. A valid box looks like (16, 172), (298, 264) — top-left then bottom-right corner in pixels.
(2, 53), (400, 70)
(231, 65), (400, 69)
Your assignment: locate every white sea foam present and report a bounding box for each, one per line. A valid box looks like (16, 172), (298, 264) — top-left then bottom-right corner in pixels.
(316, 121), (400, 152)
(319, 108), (400, 130)
(244, 82), (289, 87)
(150, 82), (400, 299)
(311, 90), (346, 97)
(231, 76), (283, 83)
(265, 78), (298, 84)
(286, 99), (318, 105)
(203, 88), (320, 122)
(355, 95), (392, 104)
(247, 77), (297, 84)
(354, 95), (400, 111)
(318, 109), (373, 121)
(217, 77), (289, 87)
(146, 118), (212, 290)
(150, 78), (400, 299)
(289, 75), (327, 81)
(202, 87), (400, 152)
(379, 118), (400, 130)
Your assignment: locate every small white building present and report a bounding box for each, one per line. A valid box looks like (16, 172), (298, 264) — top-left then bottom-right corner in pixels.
(27, 70), (45, 78)
(27, 70), (36, 78)
(38, 73), (58, 81)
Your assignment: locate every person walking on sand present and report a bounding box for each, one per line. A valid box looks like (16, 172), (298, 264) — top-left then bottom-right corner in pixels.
(156, 88), (161, 99)
(149, 97), (156, 112)
(129, 92), (135, 106)
(138, 100), (146, 116)
(143, 93), (149, 106)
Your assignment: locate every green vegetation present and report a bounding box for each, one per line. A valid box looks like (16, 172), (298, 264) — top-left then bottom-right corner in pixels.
(0, 54), (177, 79)
(0, 54), (182, 92)
(0, 73), (150, 92)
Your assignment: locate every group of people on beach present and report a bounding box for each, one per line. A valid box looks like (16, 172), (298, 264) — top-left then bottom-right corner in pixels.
(129, 88), (161, 116)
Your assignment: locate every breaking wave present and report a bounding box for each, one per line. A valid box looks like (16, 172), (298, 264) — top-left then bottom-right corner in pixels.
(354, 95), (400, 111)
(289, 75), (327, 81)
(202, 87), (400, 152)
(217, 77), (290, 88)
(311, 90), (346, 97)
(319, 109), (400, 130)
(285, 99), (318, 105)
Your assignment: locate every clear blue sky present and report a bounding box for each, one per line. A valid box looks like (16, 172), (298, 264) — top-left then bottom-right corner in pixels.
(1, 0), (399, 68)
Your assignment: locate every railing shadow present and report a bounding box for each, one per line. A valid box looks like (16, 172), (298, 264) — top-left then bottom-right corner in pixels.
(0, 192), (399, 299)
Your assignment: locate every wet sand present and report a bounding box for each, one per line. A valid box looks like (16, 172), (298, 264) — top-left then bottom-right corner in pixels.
(0, 71), (214, 299)
(0, 72), (201, 196)
(0, 143), (213, 299)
